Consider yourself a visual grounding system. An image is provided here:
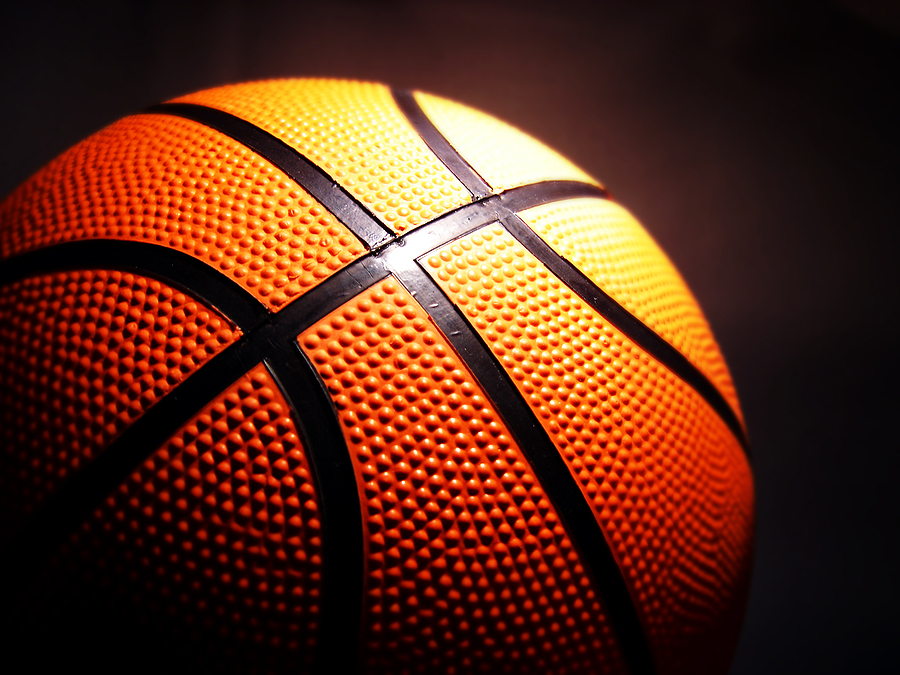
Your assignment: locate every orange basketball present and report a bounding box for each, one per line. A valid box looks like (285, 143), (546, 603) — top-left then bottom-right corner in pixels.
(0, 79), (753, 674)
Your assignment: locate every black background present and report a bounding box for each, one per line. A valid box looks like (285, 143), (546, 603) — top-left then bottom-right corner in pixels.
(1, 1), (898, 673)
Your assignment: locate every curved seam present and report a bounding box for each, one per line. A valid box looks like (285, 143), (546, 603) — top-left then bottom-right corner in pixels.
(264, 348), (364, 675)
(391, 89), (493, 198)
(144, 103), (395, 251)
(501, 212), (750, 454)
(0, 239), (268, 332)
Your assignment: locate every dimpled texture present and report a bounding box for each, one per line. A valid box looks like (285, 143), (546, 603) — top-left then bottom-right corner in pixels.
(519, 198), (741, 420)
(414, 92), (599, 193)
(30, 364), (321, 672)
(173, 80), (472, 233)
(0, 114), (366, 309)
(299, 278), (627, 675)
(425, 225), (754, 675)
(0, 270), (238, 538)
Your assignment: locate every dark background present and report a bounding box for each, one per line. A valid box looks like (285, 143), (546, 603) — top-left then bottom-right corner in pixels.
(2, 1), (898, 673)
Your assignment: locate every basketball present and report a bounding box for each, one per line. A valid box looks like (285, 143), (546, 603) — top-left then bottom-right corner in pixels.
(0, 79), (753, 674)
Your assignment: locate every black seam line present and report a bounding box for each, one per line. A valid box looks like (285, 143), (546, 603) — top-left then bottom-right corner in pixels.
(498, 179), (610, 208)
(144, 102), (395, 251)
(263, 346), (363, 675)
(384, 254), (656, 675)
(500, 213), (750, 454)
(391, 89), (493, 199)
(1, 333), (270, 617)
(0, 240), (269, 331)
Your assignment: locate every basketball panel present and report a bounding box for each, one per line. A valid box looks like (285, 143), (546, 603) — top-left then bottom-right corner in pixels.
(172, 80), (473, 233)
(423, 223), (754, 675)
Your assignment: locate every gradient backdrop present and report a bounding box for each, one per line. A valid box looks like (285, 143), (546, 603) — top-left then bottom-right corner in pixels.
(2, 1), (898, 673)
